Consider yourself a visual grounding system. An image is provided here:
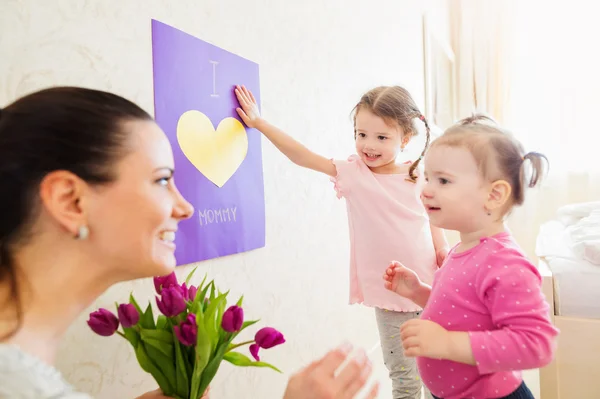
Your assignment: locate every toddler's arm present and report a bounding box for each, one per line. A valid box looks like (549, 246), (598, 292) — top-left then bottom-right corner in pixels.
(383, 262), (432, 308)
(235, 85), (337, 177)
(466, 260), (559, 373)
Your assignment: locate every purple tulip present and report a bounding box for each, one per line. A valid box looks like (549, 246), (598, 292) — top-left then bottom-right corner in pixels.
(250, 343), (261, 361)
(87, 308), (120, 336)
(180, 283), (189, 299)
(156, 286), (187, 317)
(221, 305), (244, 332)
(249, 327), (285, 361)
(174, 313), (198, 346)
(153, 272), (178, 294)
(117, 303), (140, 328)
(180, 283), (198, 302)
(187, 285), (198, 302)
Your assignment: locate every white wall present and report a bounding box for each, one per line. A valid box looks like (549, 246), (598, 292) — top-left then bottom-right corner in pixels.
(0, 1), (442, 398)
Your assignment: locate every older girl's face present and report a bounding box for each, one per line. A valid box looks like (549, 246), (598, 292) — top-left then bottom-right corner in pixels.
(86, 120), (194, 280)
(354, 108), (405, 170)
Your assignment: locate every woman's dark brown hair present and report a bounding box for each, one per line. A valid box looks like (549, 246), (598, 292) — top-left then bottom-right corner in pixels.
(0, 87), (153, 339)
(432, 114), (548, 209)
(352, 86), (431, 182)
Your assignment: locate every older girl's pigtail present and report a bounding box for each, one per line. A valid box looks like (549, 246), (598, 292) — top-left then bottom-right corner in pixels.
(406, 114), (431, 183)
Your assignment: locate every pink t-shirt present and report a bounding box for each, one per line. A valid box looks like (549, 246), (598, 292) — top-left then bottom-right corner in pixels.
(418, 232), (559, 399)
(332, 155), (437, 311)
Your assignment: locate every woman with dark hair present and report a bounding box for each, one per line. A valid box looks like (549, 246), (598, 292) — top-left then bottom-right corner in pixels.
(0, 87), (377, 399)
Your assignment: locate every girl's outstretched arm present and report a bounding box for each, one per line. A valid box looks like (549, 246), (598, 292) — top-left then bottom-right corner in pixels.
(235, 85), (337, 177)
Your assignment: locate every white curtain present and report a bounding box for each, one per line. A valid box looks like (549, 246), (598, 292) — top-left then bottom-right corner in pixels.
(449, 0), (515, 123)
(505, 1), (600, 257)
(447, 0), (600, 256)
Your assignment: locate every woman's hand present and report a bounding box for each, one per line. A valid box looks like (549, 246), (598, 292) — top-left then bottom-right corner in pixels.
(135, 387), (209, 399)
(283, 344), (379, 399)
(135, 389), (171, 399)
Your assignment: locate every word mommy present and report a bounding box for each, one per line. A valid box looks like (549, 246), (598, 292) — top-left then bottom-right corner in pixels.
(198, 207), (238, 226)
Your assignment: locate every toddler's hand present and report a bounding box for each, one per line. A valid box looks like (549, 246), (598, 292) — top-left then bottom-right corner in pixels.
(235, 85), (262, 128)
(400, 319), (450, 359)
(383, 261), (422, 300)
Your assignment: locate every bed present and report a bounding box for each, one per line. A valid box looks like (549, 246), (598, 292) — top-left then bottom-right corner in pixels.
(536, 212), (600, 399)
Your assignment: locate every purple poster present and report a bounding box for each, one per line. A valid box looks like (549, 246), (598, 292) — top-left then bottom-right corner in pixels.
(151, 19), (265, 265)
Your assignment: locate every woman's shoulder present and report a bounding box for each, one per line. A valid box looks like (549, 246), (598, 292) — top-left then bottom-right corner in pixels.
(0, 344), (92, 399)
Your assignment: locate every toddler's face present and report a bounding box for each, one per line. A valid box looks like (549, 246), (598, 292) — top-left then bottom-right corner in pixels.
(421, 144), (490, 232)
(354, 109), (404, 170)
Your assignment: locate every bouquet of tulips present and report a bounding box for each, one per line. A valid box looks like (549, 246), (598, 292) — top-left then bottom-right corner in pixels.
(87, 268), (285, 399)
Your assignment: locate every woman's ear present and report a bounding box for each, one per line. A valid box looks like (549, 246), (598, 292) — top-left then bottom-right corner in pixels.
(39, 170), (88, 237)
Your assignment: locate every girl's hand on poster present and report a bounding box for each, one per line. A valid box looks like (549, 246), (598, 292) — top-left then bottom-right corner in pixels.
(235, 85), (262, 128)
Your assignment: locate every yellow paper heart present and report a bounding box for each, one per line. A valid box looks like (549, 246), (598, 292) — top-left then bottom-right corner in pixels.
(176, 110), (248, 188)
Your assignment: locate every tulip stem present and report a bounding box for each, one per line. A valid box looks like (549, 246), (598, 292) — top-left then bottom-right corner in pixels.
(226, 340), (254, 352)
(117, 331), (127, 339)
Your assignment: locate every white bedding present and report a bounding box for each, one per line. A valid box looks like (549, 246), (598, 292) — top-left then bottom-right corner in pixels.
(536, 220), (600, 319)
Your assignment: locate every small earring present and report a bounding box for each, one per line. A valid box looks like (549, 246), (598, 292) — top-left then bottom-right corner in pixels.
(76, 225), (89, 240)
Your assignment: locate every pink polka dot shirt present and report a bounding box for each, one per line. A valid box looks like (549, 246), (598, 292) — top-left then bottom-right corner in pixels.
(418, 232), (559, 399)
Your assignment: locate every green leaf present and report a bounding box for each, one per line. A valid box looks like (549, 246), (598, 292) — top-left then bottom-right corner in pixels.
(144, 342), (177, 390)
(189, 308), (213, 399)
(240, 319), (259, 331)
(173, 331), (190, 398)
(143, 338), (173, 358)
(209, 282), (216, 301)
(216, 297), (227, 340)
(192, 280), (212, 314)
(225, 319), (259, 344)
(135, 342), (175, 396)
(223, 351), (282, 373)
(141, 303), (156, 329)
(204, 292), (228, 351)
(236, 295), (244, 307)
(129, 294), (143, 315)
(123, 327), (140, 348)
(185, 266), (199, 285)
(140, 328), (173, 343)
(156, 315), (168, 330)
(134, 342), (154, 374)
(197, 338), (230, 396)
(197, 273), (208, 291)
(128, 294), (154, 329)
